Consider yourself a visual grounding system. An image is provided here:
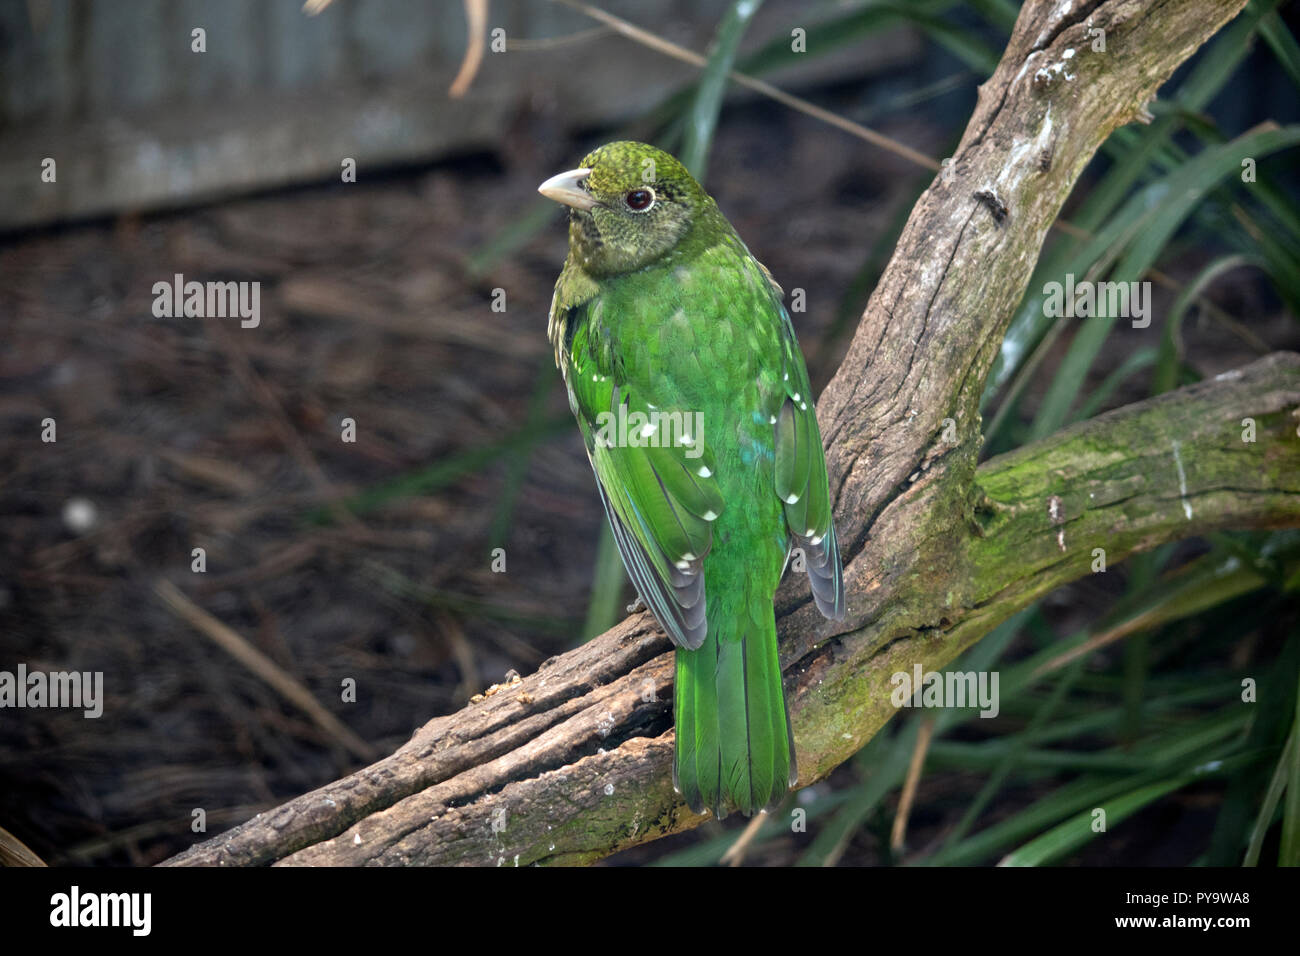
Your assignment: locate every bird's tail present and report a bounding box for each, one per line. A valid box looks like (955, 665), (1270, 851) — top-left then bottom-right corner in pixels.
(673, 604), (795, 817)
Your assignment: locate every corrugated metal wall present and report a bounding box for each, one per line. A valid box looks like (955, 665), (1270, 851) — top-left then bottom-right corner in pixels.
(0, 0), (918, 231)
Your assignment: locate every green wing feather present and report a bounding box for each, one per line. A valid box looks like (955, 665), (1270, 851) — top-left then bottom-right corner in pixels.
(555, 295), (725, 650)
(772, 304), (845, 621)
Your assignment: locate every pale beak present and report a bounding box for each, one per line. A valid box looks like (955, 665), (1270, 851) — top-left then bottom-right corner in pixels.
(538, 167), (598, 211)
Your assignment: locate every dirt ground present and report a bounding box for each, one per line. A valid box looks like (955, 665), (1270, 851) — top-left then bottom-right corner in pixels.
(2, 90), (1294, 865)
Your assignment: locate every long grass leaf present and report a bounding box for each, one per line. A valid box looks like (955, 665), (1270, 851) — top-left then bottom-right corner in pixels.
(680, 0), (766, 180)
(1030, 125), (1300, 439)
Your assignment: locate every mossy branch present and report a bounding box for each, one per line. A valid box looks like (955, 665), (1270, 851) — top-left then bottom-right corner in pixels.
(164, 0), (1296, 867)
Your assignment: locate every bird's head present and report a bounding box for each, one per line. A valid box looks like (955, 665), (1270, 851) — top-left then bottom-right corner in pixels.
(538, 141), (712, 277)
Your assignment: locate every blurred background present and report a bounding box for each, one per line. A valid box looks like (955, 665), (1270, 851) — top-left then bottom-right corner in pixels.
(1, 0), (1298, 866)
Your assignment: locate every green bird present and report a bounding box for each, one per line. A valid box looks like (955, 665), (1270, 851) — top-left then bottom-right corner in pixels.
(539, 142), (844, 817)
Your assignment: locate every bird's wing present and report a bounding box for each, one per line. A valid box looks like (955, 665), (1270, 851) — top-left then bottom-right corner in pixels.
(557, 297), (723, 650)
(772, 304), (845, 621)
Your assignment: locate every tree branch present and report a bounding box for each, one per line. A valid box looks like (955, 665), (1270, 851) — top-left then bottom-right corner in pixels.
(164, 0), (1291, 866)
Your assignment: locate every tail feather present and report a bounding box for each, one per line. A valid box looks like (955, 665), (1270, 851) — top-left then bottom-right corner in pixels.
(674, 638), (720, 812)
(717, 638), (756, 812)
(674, 609), (792, 817)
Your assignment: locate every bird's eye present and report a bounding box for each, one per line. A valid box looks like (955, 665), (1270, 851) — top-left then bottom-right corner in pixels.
(625, 188), (655, 211)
